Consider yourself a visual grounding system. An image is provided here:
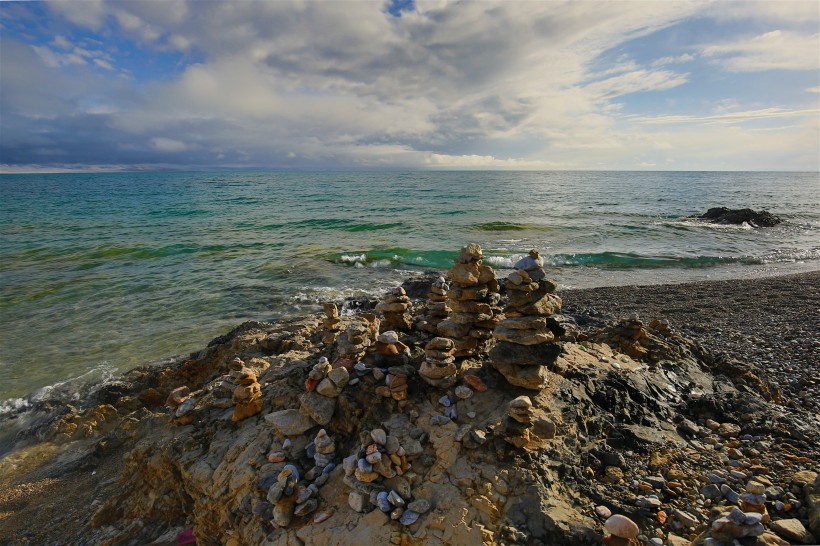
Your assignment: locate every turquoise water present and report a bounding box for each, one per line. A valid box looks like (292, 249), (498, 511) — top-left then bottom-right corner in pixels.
(1, 171), (818, 402)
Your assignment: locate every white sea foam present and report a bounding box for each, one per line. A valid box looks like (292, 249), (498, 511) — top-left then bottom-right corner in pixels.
(484, 255), (519, 269)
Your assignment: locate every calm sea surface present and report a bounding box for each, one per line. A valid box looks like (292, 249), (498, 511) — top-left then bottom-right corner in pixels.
(1, 171), (818, 403)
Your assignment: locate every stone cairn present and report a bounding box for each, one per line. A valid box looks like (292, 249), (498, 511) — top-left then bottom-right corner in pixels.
(438, 243), (501, 358)
(372, 330), (412, 402)
(321, 303), (342, 345)
(416, 275), (451, 334)
(709, 506), (766, 544)
(489, 249), (563, 390)
(265, 464), (301, 528)
(376, 287), (413, 331)
(300, 357), (349, 426)
(335, 315), (379, 364)
(419, 337), (457, 388)
(261, 429), (339, 526)
(230, 357), (264, 422)
(498, 396), (535, 448)
(343, 428), (431, 526)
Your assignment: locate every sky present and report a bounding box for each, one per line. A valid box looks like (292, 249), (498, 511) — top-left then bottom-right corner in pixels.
(0, 0), (818, 172)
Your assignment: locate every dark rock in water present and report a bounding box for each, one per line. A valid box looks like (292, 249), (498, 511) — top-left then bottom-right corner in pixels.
(698, 207), (782, 227)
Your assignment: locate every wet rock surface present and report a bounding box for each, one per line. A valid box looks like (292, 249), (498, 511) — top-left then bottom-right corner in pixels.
(0, 267), (817, 546)
(697, 207), (783, 227)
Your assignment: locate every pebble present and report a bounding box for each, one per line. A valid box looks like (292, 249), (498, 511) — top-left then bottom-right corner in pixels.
(377, 491), (391, 512)
(438, 395), (451, 407)
(407, 499), (430, 513)
(595, 505), (612, 518)
(175, 398), (196, 417)
(294, 499), (318, 516)
(313, 510), (333, 524)
(354, 362), (367, 373)
(399, 509), (420, 526)
(372, 369), (384, 381)
(267, 451), (286, 463)
(467, 411), (476, 419)
(604, 514), (639, 539)
(444, 407), (457, 420)
(454, 385), (473, 399)
(371, 428), (387, 445)
(349, 377), (359, 385)
(388, 490), (405, 507)
(720, 484), (739, 503)
(357, 458), (373, 473)
(431, 415), (450, 425)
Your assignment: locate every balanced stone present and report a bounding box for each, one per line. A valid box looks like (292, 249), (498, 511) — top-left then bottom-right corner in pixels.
(231, 358), (264, 422)
(419, 337), (458, 388)
(376, 287), (413, 331)
(417, 276), (452, 333)
(490, 251), (562, 390)
(438, 243), (501, 358)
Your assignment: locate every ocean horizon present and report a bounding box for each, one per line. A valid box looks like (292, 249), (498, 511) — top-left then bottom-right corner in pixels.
(1, 170), (818, 404)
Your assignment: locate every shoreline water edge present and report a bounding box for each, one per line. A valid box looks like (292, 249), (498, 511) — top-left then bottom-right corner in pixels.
(0, 260), (818, 546)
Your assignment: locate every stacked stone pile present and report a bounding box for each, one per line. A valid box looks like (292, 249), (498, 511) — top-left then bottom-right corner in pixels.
(230, 357), (264, 422)
(371, 331), (412, 402)
(335, 316), (378, 363)
(709, 506), (766, 543)
(489, 250), (562, 390)
(438, 243), (502, 358)
(416, 275), (451, 334)
(495, 395), (557, 449)
(373, 330), (409, 367)
(300, 357), (349, 426)
(419, 337), (457, 388)
(265, 464), (301, 527)
(321, 303), (342, 345)
(498, 396), (536, 448)
(376, 287), (413, 331)
(343, 428), (430, 526)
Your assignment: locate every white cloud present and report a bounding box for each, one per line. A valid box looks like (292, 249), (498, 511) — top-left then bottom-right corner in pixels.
(632, 107), (819, 125)
(584, 69), (689, 100)
(151, 137), (188, 152)
(651, 53), (695, 67)
(808, 86), (820, 93)
(3, 1), (818, 170)
(47, 0), (106, 29)
(702, 30), (820, 72)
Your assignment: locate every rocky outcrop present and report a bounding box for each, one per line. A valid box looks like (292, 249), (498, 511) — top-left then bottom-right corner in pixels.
(4, 258), (819, 546)
(698, 207), (782, 227)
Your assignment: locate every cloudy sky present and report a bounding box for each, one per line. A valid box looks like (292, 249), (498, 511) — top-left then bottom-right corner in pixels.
(1, 0), (818, 171)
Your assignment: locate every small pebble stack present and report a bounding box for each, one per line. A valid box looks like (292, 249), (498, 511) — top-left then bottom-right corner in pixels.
(499, 396), (535, 448)
(376, 287), (413, 331)
(417, 276), (451, 334)
(231, 357), (264, 422)
(343, 428), (430, 526)
(419, 337), (457, 388)
(321, 303), (342, 345)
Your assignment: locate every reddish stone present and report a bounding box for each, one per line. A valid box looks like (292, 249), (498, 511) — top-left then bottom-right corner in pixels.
(305, 377), (319, 392)
(165, 386), (191, 407)
(375, 386), (391, 397)
(463, 375), (488, 393)
(333, 358), (356, 370)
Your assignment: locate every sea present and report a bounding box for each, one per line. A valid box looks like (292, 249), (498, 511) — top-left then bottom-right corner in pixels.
(1, 170), (818, 409)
